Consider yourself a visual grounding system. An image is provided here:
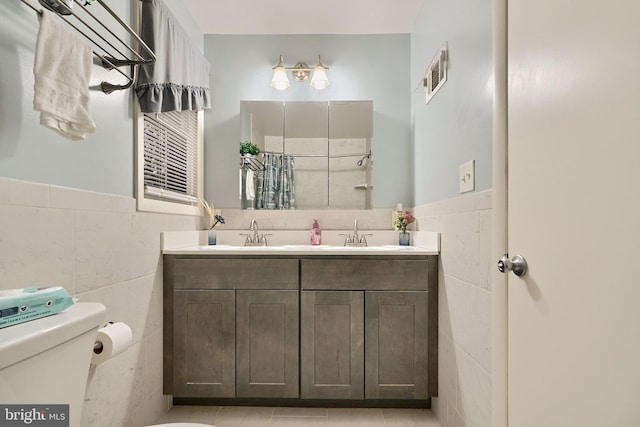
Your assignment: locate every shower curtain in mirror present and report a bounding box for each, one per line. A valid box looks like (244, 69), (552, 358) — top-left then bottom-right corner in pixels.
(256, 153), (295, 209)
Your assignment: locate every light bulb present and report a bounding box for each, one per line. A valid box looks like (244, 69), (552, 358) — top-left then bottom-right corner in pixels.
(310, 66), (329, 91)
(271, 67), (290, 91)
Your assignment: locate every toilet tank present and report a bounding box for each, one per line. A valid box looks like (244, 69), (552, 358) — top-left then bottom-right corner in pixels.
(0, 302), (106, 427)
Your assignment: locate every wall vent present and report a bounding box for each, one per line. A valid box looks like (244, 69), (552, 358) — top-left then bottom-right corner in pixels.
(422, 43), (448, 104)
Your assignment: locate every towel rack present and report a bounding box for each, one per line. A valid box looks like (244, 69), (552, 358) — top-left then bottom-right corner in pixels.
(20, 0), (155, 94)
(240, 155), (264, 172)
(261, 150), (372, 159)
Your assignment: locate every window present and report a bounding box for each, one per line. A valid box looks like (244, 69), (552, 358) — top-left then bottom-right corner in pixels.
(135, 107), (203, 215)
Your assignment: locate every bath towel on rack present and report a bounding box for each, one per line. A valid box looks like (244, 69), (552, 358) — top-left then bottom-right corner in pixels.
(33, 10), (96, 140)
(245, 169), (256, 201)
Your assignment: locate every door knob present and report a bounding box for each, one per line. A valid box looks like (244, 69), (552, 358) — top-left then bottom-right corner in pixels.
(497, 253), (528, 277)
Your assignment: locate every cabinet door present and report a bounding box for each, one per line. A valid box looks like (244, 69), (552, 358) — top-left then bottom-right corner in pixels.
(173, 290), (236, 398)
(236, 290), (299, 398)
(365, 291), (429, 399)
(301, 291), (364, 399)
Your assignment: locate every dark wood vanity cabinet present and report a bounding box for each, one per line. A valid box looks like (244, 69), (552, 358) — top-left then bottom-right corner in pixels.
(164, 257), (299, 399)
(164, 254), (437, 403)
(300, 258), (437, 400)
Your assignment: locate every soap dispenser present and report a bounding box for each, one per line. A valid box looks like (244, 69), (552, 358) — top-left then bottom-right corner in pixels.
(310, 218), (322, 245)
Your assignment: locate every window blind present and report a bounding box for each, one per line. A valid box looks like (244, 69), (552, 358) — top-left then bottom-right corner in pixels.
(143, 110), (198, 204)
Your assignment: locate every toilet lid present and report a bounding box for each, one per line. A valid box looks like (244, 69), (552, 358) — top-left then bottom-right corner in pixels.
(146, 424), (214, 427)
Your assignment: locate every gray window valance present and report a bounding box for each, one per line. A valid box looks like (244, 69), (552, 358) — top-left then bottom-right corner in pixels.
(135, 0), (211, 113)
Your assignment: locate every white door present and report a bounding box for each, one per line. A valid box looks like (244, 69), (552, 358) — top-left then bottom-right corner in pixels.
(506, 0), (640, 426)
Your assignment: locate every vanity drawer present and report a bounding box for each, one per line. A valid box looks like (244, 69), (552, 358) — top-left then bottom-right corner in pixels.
(172, 257), (299, 290)
(301, 258), (429, 291)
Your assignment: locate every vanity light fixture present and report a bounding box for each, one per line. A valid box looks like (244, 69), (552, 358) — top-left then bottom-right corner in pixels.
(270, 55), (330, 91)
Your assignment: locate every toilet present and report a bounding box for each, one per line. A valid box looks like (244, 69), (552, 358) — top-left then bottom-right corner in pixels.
(0, 302), (213, 427)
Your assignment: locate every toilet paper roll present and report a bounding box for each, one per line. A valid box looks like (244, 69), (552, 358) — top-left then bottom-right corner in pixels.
(91, 322), (132, 365)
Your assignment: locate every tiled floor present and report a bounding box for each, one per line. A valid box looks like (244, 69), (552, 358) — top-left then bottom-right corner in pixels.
(155, 405), (441, 427)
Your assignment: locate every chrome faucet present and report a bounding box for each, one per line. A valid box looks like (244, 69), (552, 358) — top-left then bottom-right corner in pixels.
(250, 219), (259, 242)
(240, 219), (271, 246)
(341, 219), (372, 246)
(352, 219), (360, 243)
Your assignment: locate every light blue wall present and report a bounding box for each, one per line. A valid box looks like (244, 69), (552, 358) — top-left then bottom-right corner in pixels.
(1, 0), (490, 205)
(203, 34), (412, 209)
(411, 0), (493, 205)
(0, 0), (201, 197)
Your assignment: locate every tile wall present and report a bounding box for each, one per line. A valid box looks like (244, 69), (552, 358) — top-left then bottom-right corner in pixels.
(415, 190), (492, 427)
(210, 207), (400, 232)
(0, 177), (199, 427)
(0, 176), (491, 427)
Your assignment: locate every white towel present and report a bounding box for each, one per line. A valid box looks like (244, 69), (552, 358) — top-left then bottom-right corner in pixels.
(33, 10), (96, 141)
(246, 169), (255, 200)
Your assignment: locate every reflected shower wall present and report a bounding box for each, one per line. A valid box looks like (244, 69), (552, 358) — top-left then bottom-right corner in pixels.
(240, 100), (372, 209)
(329, 138), (370, 209)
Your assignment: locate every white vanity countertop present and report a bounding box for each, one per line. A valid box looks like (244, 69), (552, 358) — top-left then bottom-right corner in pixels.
(162, 230), (440, 256)
(163, 244), (438, 256)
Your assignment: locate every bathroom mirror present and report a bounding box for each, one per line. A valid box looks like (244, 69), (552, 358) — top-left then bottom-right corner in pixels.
(240, 100), (373, 210)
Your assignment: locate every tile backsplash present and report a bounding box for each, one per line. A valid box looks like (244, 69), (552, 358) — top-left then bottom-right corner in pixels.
(212, 207), (405, 231)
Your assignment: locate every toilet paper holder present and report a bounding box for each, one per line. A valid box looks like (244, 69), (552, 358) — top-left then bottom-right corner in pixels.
(91, 321), (133, 365)
(93, 321), (114, 354)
